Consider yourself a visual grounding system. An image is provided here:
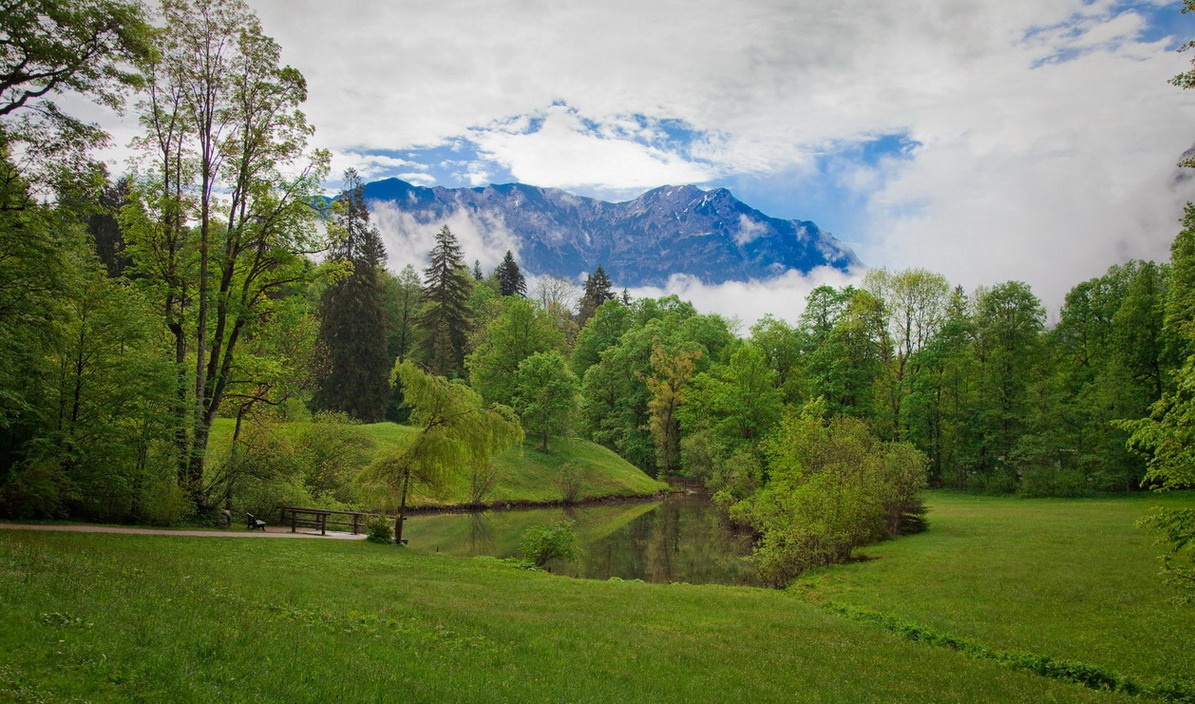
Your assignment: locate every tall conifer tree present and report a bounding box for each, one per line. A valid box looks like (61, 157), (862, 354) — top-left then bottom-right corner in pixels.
(495, 250), (526, 297)
(577, 265), (615, 328)
(314, 168), (390, 421)
(418, 226), (473, 376)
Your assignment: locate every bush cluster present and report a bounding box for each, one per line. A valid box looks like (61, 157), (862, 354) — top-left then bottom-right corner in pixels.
(519, 521), (579, 569)
(730, 406), (928, 587)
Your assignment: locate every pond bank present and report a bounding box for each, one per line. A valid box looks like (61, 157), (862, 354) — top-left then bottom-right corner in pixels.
(404, 486), (679, 516)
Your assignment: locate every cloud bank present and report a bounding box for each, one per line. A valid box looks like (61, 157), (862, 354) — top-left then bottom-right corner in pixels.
(79, 1), (1195, 321)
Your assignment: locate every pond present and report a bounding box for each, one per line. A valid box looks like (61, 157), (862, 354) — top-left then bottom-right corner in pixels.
(403, 493), (760, 586)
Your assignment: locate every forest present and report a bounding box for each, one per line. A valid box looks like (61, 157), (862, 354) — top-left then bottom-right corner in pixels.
(1, 0), (1193, 592)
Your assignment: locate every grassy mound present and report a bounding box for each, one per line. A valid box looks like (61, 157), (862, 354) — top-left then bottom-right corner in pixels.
(0, 530), (1133, 703)
(208, 419), (666, 508)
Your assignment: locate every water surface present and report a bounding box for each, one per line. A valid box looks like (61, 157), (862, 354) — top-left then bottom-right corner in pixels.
(403, 494), (759, 586)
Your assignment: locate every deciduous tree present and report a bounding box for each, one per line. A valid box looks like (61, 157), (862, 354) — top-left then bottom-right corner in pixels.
(364, 360), (521, 544)
(127, 0), (328, 508)
(514, 351), (579, 452)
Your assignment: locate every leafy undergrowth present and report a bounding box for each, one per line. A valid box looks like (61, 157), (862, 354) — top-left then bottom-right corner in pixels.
(0, 531), (1132, 704)
(798, 490), (1195, 687)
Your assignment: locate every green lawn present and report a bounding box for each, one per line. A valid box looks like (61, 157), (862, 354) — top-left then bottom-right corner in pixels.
(799, 491), (1195, 687)
(0, 529), (1136, 703)
(208, 419), (667, 508)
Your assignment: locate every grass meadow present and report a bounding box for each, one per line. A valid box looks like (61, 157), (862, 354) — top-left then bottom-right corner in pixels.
(0, 491), (1190, 702)
(799, 491), (1195, 686)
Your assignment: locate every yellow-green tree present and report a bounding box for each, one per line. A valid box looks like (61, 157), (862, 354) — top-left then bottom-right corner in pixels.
(363, 361), (521, 544)
(642, 343), (702, 476)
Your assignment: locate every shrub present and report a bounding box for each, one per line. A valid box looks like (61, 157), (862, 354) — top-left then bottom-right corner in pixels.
(731, 406), (929, 587)
(365, 516), (394, 544)
(0, 460), (69, 519)
(555, 462), (586, 504)
(897, 497), (930, 535)
(1017, 466), (1090, 498)
(519, 520), (579, 568)
(468, 461), (501, 506)
(140, 479), (193, 526)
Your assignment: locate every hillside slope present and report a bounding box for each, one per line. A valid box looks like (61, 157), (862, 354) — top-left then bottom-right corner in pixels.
(208, 419), (666, 509)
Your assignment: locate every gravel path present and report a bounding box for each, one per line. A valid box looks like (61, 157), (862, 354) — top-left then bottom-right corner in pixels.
(0, 523), (365, 539)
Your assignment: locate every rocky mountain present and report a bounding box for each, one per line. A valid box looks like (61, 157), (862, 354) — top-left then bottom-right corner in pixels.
(362, 178), (859, 286)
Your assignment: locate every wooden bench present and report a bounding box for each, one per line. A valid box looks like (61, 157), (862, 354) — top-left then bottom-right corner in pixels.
(245, 513), (267, 531)
(278, 507), (375, 536)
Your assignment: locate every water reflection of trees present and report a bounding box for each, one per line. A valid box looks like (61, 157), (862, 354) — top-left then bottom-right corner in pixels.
(467, 512), (495, 555)
(408, 496), (757, 586)
(581, 495), (757, 585)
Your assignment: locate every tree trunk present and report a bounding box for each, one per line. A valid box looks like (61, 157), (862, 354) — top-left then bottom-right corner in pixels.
(394, 466), (411, 545)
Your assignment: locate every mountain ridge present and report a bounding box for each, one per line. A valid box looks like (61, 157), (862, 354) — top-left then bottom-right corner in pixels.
(362, 178), (859, 286)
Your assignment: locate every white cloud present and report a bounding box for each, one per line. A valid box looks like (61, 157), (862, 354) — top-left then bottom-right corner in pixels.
(369, 201), (521, 275)
(628, 267), (864, 330)
(470, 106), (716, 192)
(64, 0), (1195, 320)
(733, 214), (769, 246)
(328, 152), (426, 181)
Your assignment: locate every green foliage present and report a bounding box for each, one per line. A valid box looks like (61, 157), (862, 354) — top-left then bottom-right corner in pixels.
(313, 169), (391, 422)
(519, 520), (580, 567)
(1120, 205), (1195, 602)
(139, 478), (192, 527)
(577, 266), (616, 328)
(494, 250), (526, 297)
(554, 461), (587, 504)
(365, 515), (394, 544)
(207, 415), (372, 519)
(579, 301), (731, 475)
(0, 460), (70, 519)
(642, 343), (702, 476)
(467, 296), (564, 407)
(514, 351), (579, 452)
(803, 288), (887, 421)
(364, 361), (523, 541)
(681, 345), (782, 456)
(1139, 507), (1195, 602)
(748, 315), (808, 404)
(0, 0), (151, 182)
(731, 406), (928, 587)
(125, 0), (329, 510)
(417, 226), (474, 377)
(1015, 467), (1090, 499)
(571, 299), (631, 379)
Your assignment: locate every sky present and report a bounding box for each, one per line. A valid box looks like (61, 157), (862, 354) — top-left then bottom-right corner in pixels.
(90, 0), (1195, 326)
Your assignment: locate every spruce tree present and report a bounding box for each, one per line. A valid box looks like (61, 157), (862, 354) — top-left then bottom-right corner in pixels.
(495, 250), (527, 297)
(577, 265), (616, 328)
(418, 226), (474, 376)
(314, 168), (391, 422)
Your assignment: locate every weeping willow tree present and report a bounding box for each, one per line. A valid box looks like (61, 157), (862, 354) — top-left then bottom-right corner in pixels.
(363, 360), (522, 544)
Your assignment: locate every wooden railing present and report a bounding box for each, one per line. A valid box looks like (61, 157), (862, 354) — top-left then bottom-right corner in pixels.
(277, 507), (380, 535)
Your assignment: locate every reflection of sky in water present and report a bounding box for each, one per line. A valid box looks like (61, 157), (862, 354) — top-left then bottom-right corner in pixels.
(403, 495), (758, 587)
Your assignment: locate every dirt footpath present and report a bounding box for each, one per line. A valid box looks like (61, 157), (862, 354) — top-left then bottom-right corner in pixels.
(0, 523), (365, 539)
